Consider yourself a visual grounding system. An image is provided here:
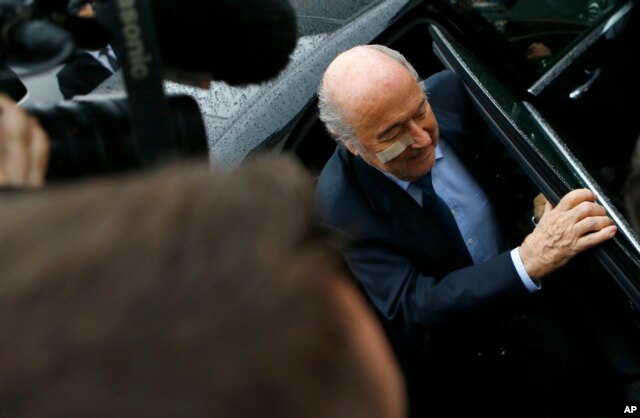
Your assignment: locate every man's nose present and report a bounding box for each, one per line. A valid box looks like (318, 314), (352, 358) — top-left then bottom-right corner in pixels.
(408, 121), (431, 147)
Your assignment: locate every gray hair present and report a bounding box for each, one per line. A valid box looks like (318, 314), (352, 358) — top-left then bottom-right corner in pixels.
(317, 44), (420, 149)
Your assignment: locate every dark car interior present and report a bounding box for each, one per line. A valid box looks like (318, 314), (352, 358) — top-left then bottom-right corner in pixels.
(282, 1), (640, 397)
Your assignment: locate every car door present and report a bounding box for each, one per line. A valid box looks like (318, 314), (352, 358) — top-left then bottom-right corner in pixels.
(426, 0), (640, 378)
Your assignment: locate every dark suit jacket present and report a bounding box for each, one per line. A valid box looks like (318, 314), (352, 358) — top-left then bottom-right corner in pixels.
(57, 50), (113, 100)
(315, 70), (548, 415)
(316, 70), (533, 341)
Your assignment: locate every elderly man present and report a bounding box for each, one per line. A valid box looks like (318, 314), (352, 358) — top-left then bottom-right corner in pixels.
(315, 44), (619, 416)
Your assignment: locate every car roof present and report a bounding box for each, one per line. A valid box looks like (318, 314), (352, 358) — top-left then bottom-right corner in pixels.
(162, 0), (413, 168)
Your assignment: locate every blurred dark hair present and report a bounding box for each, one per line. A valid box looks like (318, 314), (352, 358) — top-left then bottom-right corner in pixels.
(67, 0), (94, 15)
(0, 155), (377, 418)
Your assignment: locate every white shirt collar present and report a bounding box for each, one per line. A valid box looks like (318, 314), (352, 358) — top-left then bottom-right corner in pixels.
(85, 44), (113, 59)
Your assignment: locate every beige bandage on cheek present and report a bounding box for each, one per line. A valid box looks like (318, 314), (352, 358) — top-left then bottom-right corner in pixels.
(375, 136), (414, 163)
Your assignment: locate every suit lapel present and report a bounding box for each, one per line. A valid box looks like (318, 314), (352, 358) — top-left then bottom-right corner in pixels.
(75, 51), (106, 69)
(346, 149), (473, 272)
(73, 51), (115, 84)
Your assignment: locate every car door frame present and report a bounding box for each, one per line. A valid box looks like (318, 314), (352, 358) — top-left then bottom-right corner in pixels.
(427, 21), (640, 318)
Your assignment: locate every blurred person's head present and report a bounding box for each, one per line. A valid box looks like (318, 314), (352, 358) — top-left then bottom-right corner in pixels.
(68, 0), (96, 17)
(318, 44), (439, 181)
(0, 156), (405, 418)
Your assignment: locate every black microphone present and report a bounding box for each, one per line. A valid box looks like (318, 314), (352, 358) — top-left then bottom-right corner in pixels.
(96, 0), (299, 86)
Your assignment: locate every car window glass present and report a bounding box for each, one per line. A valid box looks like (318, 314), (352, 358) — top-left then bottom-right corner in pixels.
(156, 0), (411, 168)
(443, 0), (638, 223)
(446, 0), (622, 75)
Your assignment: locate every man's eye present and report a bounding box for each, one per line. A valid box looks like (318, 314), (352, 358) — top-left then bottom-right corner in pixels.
(382, 129), (401, 142)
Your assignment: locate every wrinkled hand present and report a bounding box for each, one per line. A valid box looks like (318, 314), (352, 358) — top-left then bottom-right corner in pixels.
(0, 95), (50, 187)
(519, 189), (617, 280)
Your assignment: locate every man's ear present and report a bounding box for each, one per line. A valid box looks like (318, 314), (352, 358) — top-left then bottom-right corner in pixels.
(344, 140), (359, 156)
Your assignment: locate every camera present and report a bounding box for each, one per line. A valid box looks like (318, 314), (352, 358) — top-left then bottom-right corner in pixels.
(0, 0), (209, 181)
(24, 94), (207, 179)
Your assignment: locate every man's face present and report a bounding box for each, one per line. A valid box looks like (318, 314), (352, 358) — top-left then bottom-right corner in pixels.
(76, 2), (95, 18)
(344, 66), (439, 182)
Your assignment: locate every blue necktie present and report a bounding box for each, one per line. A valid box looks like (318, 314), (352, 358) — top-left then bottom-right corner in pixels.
(413, 172), (468, 257)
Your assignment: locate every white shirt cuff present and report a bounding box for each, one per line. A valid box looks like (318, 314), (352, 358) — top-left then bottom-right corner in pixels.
(510, 247), (541, 293)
